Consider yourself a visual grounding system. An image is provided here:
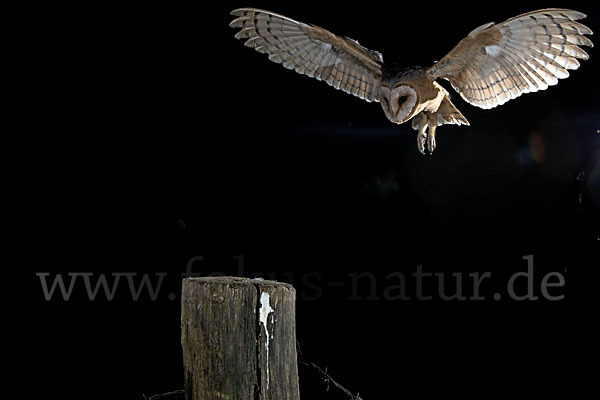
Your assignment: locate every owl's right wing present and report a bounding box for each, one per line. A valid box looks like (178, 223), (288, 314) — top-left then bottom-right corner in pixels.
(229, 8), (383, 102)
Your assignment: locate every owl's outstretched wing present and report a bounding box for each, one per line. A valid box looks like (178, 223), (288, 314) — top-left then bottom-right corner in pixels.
(229, 8), (383, 102)
(427, 9), (593, 109)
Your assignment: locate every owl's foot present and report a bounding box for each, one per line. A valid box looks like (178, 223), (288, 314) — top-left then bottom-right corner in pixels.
(427, 133), (436, 153)
(417, 128), (427, 154)
(417, 134), (436, 154)
(427, 114), (437, 154)
(414, 112), (437, 154)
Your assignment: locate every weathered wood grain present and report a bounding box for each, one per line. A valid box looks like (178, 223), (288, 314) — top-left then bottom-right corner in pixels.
(181, 277), (299, 400)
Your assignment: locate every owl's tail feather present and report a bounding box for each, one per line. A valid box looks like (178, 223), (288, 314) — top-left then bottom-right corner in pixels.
(436, 96), (469, 127)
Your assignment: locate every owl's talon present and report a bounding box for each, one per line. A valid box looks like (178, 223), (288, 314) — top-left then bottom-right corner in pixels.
(427, 135), (436, 154)
(417, 134), (427, 154)
(426, 113), (438, 154)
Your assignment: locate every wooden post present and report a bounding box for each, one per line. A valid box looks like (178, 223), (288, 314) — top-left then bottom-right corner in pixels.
(181, 277), (300, 400)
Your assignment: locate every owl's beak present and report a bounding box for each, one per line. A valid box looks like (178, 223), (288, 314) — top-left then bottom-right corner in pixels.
(390, 99), (400, 118)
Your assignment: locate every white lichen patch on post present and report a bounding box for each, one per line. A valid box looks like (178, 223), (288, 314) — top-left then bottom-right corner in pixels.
(259, 291), (275, 390)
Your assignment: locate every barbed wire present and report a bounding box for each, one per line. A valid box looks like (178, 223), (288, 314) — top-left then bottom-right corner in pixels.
(143, 343), (362, 400)
(142, 389), (185, 400)
(300, 361), (364, 400)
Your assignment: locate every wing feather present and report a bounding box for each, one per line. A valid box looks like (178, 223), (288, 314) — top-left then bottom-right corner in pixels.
(230, 8), (383, 102)
(428, 9), (593, 109)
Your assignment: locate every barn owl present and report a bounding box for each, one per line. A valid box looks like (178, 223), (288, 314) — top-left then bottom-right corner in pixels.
(229, 8), (593, 154)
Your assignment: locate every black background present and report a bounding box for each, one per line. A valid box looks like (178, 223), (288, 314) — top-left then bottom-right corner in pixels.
(20, 1), (599, 399)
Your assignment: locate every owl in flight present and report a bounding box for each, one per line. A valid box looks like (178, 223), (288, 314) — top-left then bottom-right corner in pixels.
(230, 8), (593, 153)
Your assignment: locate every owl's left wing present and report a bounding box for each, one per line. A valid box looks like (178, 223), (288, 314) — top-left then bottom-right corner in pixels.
(427, 9), (593, 109)
(230, 8), (383, 102)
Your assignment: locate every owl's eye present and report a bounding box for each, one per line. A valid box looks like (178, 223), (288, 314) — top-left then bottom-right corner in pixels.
(399, 96), (408, 104)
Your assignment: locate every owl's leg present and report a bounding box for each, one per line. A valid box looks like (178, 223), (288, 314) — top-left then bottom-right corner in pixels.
(413, 112), (438, 154)
(426, 112), (437, 154)
(413, 113), (428, 154)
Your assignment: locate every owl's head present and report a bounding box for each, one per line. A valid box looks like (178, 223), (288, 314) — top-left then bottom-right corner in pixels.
(378, 83), (419, 124)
